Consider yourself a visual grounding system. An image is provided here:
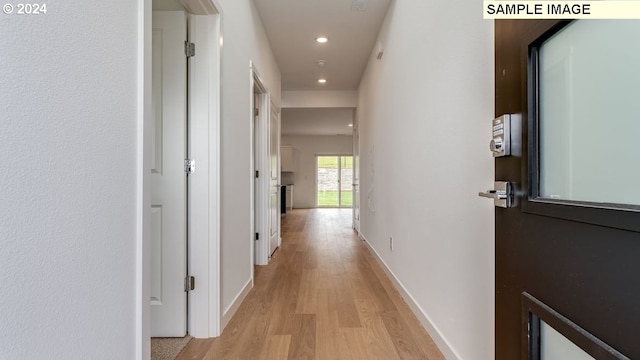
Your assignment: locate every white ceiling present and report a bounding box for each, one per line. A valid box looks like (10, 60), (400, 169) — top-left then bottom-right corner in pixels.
(281, 108), (354, 136)
(153, 0), (383, 136)
(253, 0), (391, 91)
(255, 0), (389, 136)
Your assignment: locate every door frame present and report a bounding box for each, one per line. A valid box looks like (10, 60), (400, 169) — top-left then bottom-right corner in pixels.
(140, 0), (223, 350)
(186, 5), (223, 339)
(270, 101), (282, 251)
(250, 62), (272, 267)
(352, 111), (360, 232)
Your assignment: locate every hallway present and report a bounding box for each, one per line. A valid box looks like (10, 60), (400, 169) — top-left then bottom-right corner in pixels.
(178, 209), (444, 359)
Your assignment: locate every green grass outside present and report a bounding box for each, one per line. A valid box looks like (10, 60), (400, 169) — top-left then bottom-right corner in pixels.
(317, 190), (353, 207)
(317, 156), (353, 169)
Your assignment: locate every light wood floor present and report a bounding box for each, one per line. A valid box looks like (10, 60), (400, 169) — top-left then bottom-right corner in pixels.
(177, 209), (444, 360)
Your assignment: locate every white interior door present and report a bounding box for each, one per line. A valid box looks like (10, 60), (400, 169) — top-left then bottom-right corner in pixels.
(252, 70), (272, 265)
(151, 10), (187, 337)
(269, 103), (280, 255)
(253, 89), (265, 265)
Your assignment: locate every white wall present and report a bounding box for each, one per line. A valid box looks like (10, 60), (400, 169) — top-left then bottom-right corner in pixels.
(0, 0), (144, 359)
(281, 135), (353, 208)
(216, 0), (281, 315)
(357, 1), (494, 359)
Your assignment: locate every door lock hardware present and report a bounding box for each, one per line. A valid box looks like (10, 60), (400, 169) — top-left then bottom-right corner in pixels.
(478, 189), (508, 200)
(489, 114), (521, 157)
(478, 181), (516, 208)
(490, 138), (503, 153)
(491, 115), (511, 157)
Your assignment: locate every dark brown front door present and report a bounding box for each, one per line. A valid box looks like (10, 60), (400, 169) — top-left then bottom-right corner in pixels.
(495, 20), (640, 359)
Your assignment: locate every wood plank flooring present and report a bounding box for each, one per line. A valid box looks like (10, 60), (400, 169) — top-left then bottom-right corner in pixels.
(177, 209), (444, 360)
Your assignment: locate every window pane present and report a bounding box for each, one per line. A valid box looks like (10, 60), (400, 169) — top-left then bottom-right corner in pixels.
(539, 20), (640, 205)
(540, 321), (594, 360)
(317, 156), (339, 207)
(340, 156), (353, 208)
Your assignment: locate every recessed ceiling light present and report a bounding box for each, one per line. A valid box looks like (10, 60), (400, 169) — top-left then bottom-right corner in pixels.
(351, 0), (368, 12)
(318, 78), (327, 84)
(316, 36), (328, 43)
(348, 124), (353, 127)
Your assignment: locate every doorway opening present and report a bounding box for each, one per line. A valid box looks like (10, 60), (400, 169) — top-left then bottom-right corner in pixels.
(148, 0), (222, 345)
(251, 63), (278, 267)
(316, 155), (353, 208)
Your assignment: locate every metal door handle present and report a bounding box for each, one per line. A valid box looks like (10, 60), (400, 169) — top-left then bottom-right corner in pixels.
(478, 190), (508, 200)
(478, 181), (515, 208)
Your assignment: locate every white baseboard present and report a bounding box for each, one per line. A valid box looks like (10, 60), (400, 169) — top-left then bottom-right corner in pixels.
(360, 235), (460, 360)
(221, 278), (252, 331)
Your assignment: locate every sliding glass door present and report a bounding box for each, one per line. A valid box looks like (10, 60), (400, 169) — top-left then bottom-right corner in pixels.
(316, 155), (353, 208)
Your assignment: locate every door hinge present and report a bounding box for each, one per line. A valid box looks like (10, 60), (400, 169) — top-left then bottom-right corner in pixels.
(255, 232), (259, 240)
(185, 41), (196, 57)
(184, 276), (195, 292)
(255, 108), (259, 117)
(255, 170), (259, 178)
(184, 159), (195, 174)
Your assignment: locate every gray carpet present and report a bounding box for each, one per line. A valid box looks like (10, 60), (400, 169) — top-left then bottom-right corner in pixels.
(151, 335), (192, 360)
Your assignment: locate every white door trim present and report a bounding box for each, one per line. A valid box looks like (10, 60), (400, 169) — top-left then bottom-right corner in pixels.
(353, 111), (360, 233)
(140, 1), (223, 353)
(137, 1), (152, 359)
(250, 63), (271, 268)
(272, 102), (282, 250)
(187, 4), (222, 338)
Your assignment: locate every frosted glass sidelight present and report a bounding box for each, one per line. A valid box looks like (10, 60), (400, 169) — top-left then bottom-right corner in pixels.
(541, 321), (594, 360)
(539, 20), (640, 205)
